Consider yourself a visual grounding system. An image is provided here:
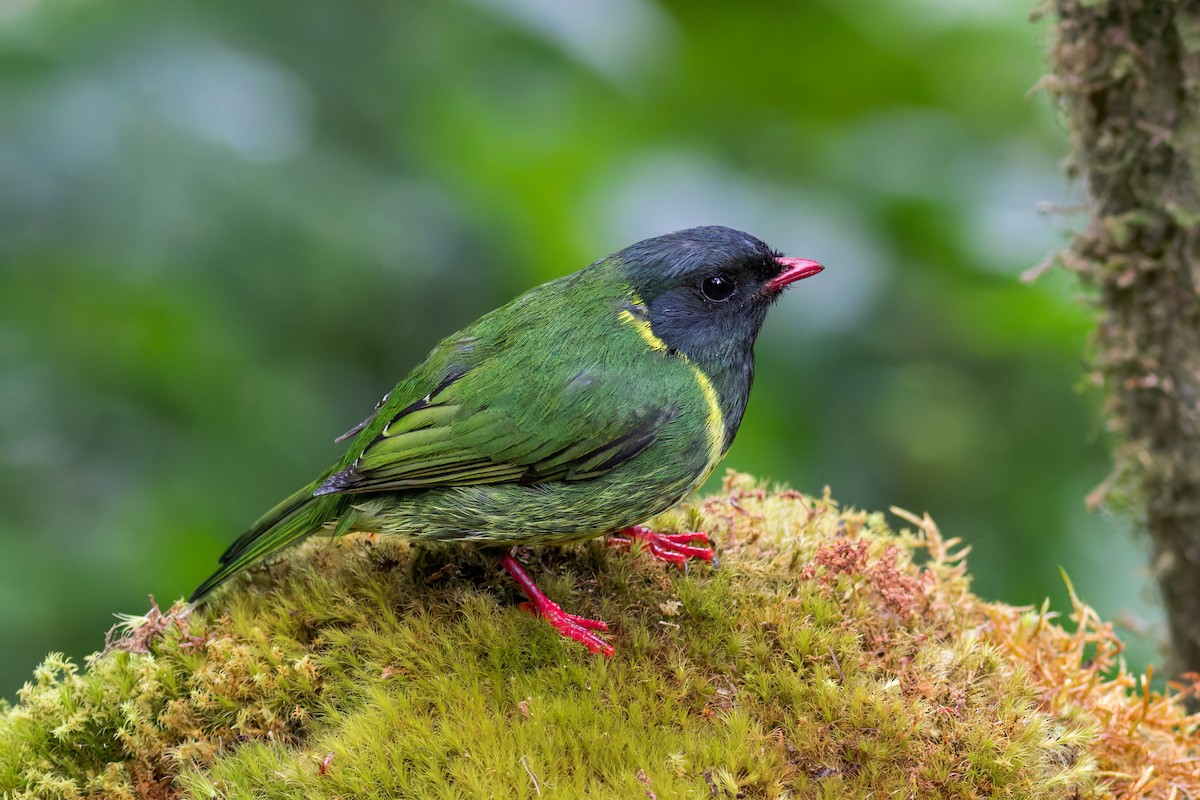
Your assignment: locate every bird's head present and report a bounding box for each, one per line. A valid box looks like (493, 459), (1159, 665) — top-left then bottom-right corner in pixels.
(614, 225), (822, 369)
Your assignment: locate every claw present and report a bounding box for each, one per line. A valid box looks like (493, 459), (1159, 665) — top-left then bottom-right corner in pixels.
(501, 553), (614, 657)
(607, 525), (716, 569)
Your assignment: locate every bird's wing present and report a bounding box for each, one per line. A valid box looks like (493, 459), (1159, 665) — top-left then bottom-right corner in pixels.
(314, 358), (681, 497)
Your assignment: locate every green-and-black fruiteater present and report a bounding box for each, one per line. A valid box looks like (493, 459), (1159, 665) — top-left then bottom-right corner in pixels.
(190, 225), (823, 656)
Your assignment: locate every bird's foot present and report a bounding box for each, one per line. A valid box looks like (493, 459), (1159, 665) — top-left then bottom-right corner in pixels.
(607, 525), (716, 569)
(501, 553), (614, 658)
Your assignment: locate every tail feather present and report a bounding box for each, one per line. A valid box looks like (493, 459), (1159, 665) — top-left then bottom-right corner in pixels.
(190, 482), (340, 604)
(219, 485), (315, 565)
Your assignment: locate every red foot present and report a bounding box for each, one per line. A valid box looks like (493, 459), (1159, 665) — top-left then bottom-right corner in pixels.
(607, 526), (715, 569)
(501, 554), (614, 658)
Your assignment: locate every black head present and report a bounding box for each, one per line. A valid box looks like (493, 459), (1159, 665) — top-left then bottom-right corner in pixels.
(614, 225), (822, 370)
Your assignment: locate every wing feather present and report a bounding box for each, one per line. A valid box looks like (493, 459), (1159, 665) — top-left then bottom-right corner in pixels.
(314, 362), (678, 497)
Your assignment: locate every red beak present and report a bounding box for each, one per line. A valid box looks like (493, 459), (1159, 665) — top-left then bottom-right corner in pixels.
(765, 257), (824, 293)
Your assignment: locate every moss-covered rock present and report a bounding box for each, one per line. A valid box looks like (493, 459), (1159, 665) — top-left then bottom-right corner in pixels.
(2, 473), (1197, 798)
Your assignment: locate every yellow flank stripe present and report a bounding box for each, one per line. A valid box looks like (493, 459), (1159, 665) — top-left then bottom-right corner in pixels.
(617, 308), (668, 352)
(688, 363), (726, 470)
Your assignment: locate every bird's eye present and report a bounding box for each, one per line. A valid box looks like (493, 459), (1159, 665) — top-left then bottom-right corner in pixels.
(701, 274), (737, 303)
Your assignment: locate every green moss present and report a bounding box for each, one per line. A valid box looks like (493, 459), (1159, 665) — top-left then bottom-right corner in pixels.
(2, 474), (1169, 798)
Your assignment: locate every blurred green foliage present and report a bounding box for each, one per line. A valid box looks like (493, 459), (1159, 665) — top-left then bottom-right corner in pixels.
(0, 0), (1153, 699)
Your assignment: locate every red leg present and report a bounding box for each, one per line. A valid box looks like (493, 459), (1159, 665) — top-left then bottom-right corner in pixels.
(606, 525), (715, 569)
(500, 553), (614, 658)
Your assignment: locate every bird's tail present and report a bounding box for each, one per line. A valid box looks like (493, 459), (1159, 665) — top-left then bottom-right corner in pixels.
(189, 480), (342, 603)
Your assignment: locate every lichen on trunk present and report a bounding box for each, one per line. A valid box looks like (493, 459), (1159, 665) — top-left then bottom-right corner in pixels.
(1047, 0), (1200, 678)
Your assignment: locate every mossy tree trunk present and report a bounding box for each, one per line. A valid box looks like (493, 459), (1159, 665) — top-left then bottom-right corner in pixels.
(1050, 0), (1200, 677)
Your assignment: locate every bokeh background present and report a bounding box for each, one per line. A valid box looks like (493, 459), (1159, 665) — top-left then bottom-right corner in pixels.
(0, 0), (1156, 699)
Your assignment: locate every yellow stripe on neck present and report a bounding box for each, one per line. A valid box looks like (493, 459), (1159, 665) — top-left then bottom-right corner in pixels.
(688, 363), (726, 471)
(617, 294), (724, 470)
(617, 305), (667, 352)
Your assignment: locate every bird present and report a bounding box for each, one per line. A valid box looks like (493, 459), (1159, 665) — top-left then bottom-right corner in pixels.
(189, 225), (823, 657)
